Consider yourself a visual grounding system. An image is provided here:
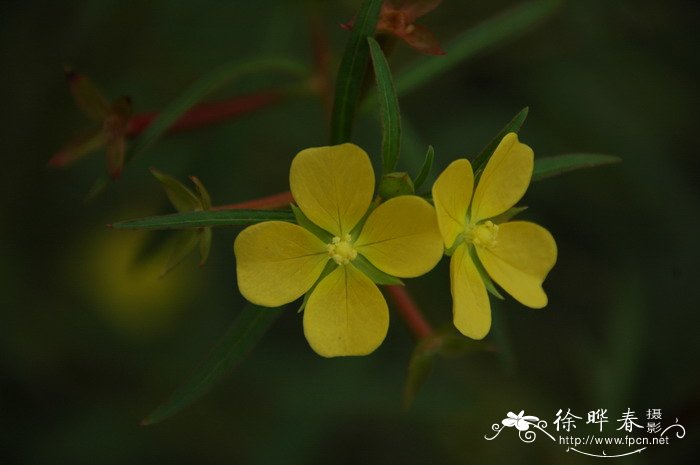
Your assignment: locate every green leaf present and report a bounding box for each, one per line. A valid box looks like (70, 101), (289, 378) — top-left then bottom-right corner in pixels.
(532, 153), (621, 181)
(110, 209), (295, 230)
(368, 36), (401, 174)
(489, 206), (528, 224)
(127, 58), (307, 164)
(413, 145), (435, 191)
(394, 0), (560, 96)
(472, 107), (529, 173)
(141, 304), (283, 425)
(291, 204), (332, 243)
(352, 254), (403, 286)
(330, 0), (382, 144)
(150, 168), (200, 213)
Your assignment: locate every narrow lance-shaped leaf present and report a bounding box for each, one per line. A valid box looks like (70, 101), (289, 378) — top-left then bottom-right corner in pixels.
(110, 209), (296, 230)
(368, 36), (402, 174)
(472, 107), (529, 173)
(413, 145), (434, 191)
(532, 153), (621, 181)
(141, 304), (284, 425)
(330, 0), (383, 144)
(394, 0), (560, 96)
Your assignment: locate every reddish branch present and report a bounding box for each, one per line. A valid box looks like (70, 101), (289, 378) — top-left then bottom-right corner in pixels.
(125, 90), (285, 138)
(384, 284), (435, 339)
(212, 191), (294, 211)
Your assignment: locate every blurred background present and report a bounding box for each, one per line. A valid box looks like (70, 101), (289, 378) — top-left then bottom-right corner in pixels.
(1, 0), (698, 463)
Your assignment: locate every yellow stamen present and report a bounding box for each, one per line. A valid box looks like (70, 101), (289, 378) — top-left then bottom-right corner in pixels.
(326, 234), (357, 265)
(464, 221), (499, 248)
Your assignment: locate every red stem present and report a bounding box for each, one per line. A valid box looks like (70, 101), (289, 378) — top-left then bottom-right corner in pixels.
(212, 191), (294, 211)
(384, 285), (435, 339)
(125, 90), (284, 138)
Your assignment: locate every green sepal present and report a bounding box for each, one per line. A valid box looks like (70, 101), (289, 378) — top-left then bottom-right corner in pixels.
(48, 128), (106, 168)
(291, 204), (333, 243)
(489, 206), (528, 224)
(150, 168), (201, 213)
(110, 95), (133, 120)
(444, 236), (464, 257)
(298, 260), (336, 313)
(413, 145), (435, 191)
(378, 172), (415, 200)
(65, 68), (111, 121)
(352, 255), (403, 286)
(349, 197), (380, 239)
(190, 176), (212, 210)
(468, 245), (504, 300)
(198, 227), (212, 266)
(105, 128), (126, 180)
(161, 229), (201, 277)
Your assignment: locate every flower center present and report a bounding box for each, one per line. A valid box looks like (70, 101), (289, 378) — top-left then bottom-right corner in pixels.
(327, 234), (357, 265)
(464, 220), (499, 248)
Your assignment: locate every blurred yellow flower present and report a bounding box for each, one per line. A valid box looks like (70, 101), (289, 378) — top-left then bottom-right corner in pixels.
(234, 144), (443, 357)
(432, 133), (557, 339)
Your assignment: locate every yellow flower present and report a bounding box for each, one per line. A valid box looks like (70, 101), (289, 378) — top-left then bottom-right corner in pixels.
(234, 144), (444, 357)
(432, 133), (557, 339)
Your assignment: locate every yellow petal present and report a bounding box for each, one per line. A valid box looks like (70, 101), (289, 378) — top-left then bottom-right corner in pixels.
(289, 144), (375, 237)
(476, 221), (557, 308)
(431, 159), (473, 248)
(471, 133), (534, 222)
(450, 243), (491, 339)
(234, 221), (328, 307)
(355, 196), (443, 278)
(303, 265), (388, 357)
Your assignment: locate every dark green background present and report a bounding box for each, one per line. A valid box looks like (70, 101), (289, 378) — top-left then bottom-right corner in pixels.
(1, 0), (698, 463)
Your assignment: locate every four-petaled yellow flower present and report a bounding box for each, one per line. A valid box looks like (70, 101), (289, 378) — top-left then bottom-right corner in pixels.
(234, 144), (443, 357)
(432, 133), (557, 339)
